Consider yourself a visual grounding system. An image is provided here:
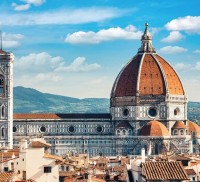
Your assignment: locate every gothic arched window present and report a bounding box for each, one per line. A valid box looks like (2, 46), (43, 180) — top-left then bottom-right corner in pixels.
(0, 75), (5, 95)
(1, 106), (5, 118)
(1, 127), (5, 138)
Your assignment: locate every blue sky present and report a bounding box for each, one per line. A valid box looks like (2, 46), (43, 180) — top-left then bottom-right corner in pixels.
(0, 0), (200, 101)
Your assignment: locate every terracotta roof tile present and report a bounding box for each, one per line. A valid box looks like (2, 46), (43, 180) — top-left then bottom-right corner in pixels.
(142, 161), (189, 180)
(172, 121), (188, 129)
(187, 120), (200, 135)
(43, 153), (63, 162)
(31, 141), (51, 148)
(139, 120), (169, 136)
(185, 169), (196, 175)
(139, 54), (166, 95)
(0, 172), (14, 182)
(111, 55), (142, 97)
(169, 154), (191, 161)
(155, 55), (184, 95)
(14, 113), (111, 120)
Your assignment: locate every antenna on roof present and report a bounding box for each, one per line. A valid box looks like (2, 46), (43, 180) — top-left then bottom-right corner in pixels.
(0, 30), (2, 51)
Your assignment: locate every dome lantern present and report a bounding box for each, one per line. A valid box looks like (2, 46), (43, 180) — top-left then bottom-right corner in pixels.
(138, 22), (156, 53)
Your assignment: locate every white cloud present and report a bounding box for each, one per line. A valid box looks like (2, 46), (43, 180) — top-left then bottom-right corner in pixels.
(2, 32), (24, 49)
(35, 73), (62, 82)
(174, 63), (191, 71)
(21, 0), (45, 6)
(195, 62), (200, 70)
(15, 52), (101, 74)
(89, 77), (107, 85)
(14, 52), (104, 98)
(12, 0), (45, 11)
(15, 52), (64, 73)
(165, 16), (200, 33)
(1, 7), (125, 25)
(149, 27), (161, 36)
(65, 25), (142, 44)
(55, 57), (101, 72)
(161, 31), (184, 43)
(193, 50), (200, 54)
(12, 3), (30, 11)
(158, 46), (187, 54)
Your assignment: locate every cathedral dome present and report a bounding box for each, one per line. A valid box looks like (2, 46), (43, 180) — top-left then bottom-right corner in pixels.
(187, 120), (200, 135)
(139, 120), (169, 136)
(110, 23), (187, 121)
(172, 121), (188, 129)
(116, 122), (132, 129)
(111, 23), (185, 103)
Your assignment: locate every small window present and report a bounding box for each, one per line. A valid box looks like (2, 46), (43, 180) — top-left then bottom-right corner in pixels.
(96, 125), (103, 133)
(123, 109), (129, 117)
(68, 126), (75, 133)
(148, 107), (157, 117)
(4, 167), (9, 172)
(44, 166), (52, 173)
(174, 130), (178, 135)
(13, 126), (17, 133)
(174, 108), (180, 116)
(180, 130), (184, 135)
(40, 126), (46, 133)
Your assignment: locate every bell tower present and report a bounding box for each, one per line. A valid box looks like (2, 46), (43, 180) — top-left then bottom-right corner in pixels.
(0, 40), (14, 148)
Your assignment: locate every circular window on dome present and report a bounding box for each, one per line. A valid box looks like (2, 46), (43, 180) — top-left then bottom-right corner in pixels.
(123, 108), (129, 117)
(68, 125), (75, 133)
(148, 107), (157, 117)
(40, 126), (46, 133)
(96, 125), (103, 133)
(13, 126), (17, 133)
(174, 108), (180, 116)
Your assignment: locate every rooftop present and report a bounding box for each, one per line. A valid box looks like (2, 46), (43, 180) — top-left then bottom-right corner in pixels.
(142, 161), (189, 180)
(139, 120), (169, 136)
(13, 113), (111, 120)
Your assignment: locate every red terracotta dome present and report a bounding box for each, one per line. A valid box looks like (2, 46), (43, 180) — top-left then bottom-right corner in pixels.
(172, 121), (188, 129)
(187, 120), (200, 135)
(111, 53), (184, 98)
(139, 120), (169, 136)
(111, 23), (184, 99)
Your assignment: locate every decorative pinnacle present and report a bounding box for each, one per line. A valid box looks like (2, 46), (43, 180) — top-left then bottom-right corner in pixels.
(145, 22), (148, 27)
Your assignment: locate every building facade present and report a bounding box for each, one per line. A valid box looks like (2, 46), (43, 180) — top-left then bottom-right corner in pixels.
(10, 23), (200, 156)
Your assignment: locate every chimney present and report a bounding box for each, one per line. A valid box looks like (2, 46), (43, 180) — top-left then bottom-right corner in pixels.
(141, 148), (145, 163)
(19, 139), (28, 151)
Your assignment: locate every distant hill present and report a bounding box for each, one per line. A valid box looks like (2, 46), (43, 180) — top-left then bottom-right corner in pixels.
(13, 86), (200, 121)
(13, 86), (109, 113)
